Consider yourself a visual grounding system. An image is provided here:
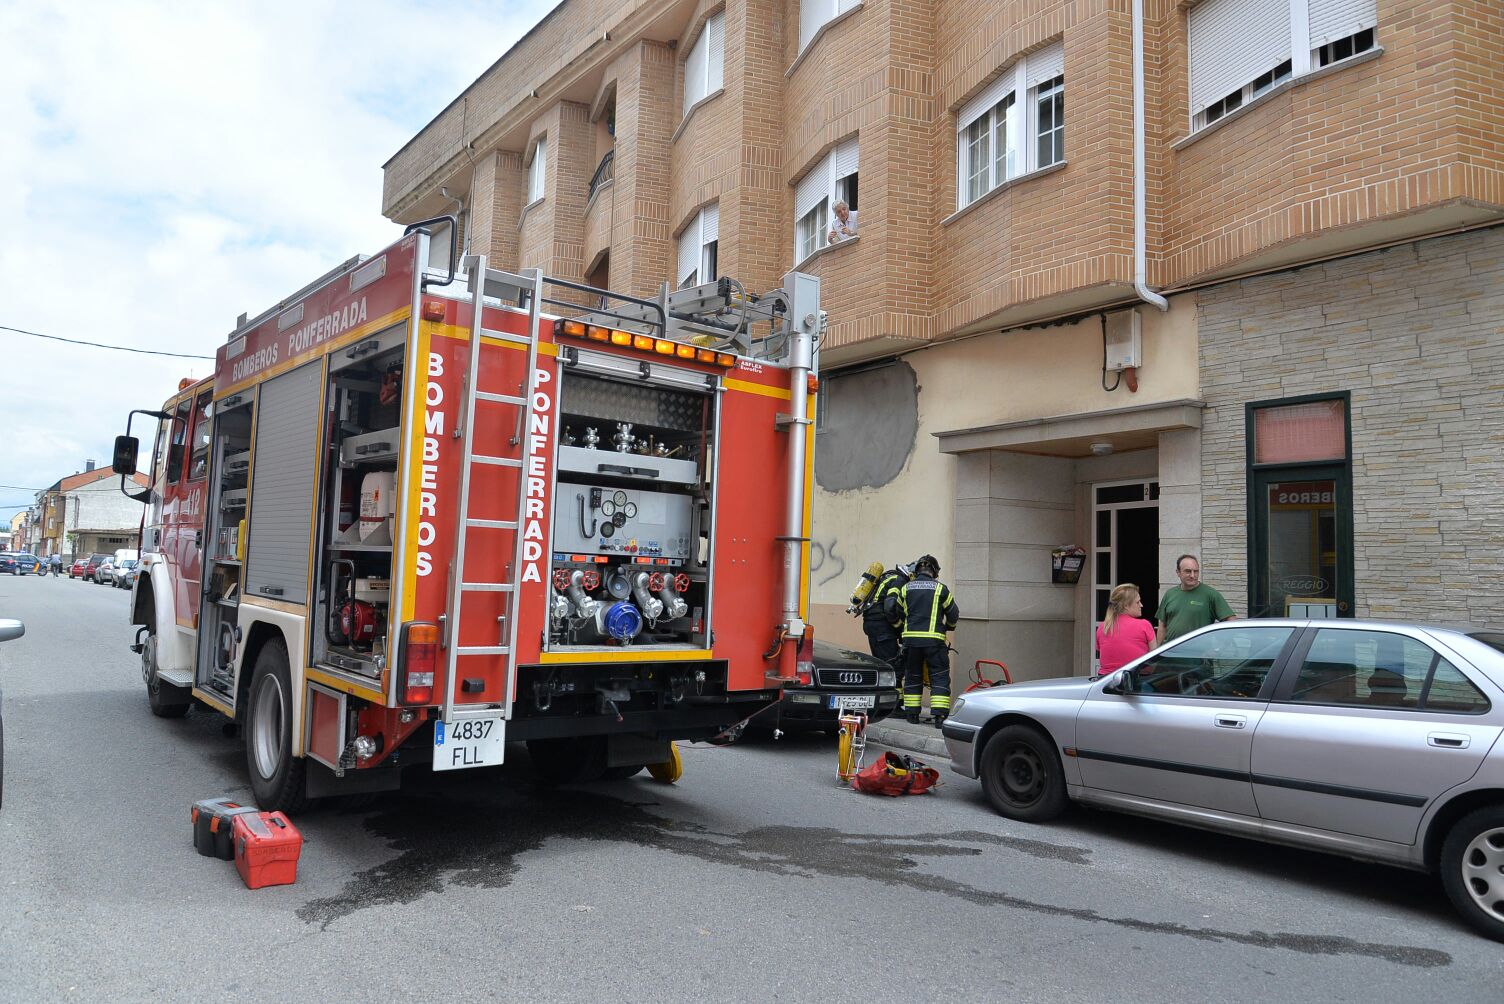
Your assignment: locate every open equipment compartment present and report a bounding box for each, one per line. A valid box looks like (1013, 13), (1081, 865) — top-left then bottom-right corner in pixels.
(546, 367), (717, 651)
(311, 323), (407, 676)
(196, 391), (255, 700)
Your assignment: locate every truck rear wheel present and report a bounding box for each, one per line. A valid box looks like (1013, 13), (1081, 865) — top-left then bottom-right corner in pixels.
(142, 623), (190, 719)
(245, 639), (308, 812)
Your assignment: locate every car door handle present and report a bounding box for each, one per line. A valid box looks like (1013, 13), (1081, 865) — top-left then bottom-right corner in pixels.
(1427, 732), (1470, 749)
(1215, 714), (1246, 729)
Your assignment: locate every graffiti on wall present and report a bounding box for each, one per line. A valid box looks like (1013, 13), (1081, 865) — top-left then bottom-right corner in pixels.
(809, 534), (847, 588)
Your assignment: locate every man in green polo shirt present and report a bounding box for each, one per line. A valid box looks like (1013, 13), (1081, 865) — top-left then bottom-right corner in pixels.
(1157, 554), (1236, 644)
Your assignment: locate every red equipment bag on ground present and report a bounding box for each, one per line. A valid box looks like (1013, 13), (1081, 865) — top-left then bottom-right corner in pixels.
(232, 811), (303, 889)
(190, 797), (260, 861)
(851, 752), (941, 797)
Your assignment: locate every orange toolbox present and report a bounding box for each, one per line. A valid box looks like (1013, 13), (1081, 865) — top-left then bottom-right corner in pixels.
(232, 811), (303, 889)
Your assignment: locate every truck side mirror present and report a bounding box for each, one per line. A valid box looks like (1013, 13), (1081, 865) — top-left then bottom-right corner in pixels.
(0, 618), (24, 643)
(113, 435), (139, 476)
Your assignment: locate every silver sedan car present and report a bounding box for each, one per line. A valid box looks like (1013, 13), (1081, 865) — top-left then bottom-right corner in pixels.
(943, 619), (1504, 941)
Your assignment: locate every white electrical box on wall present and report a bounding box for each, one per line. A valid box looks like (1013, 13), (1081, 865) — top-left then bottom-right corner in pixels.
(1104, 308), (1142, 371)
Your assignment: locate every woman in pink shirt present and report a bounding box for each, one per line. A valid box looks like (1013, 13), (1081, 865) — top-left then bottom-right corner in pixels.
(1095, 583), (1156, 675)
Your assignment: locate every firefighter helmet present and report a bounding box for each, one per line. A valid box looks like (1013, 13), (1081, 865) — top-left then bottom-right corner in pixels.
(915, 554), (940, 576)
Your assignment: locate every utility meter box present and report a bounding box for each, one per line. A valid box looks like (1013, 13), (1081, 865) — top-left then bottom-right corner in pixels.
(1104, 308), (1142, 372)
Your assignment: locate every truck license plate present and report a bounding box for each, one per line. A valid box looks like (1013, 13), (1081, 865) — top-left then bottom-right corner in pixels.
(432, 715), (506, 771)
(828, 694), (875, 710)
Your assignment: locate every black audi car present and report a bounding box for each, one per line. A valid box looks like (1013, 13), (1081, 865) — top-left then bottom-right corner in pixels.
(750, 639), (900, 732)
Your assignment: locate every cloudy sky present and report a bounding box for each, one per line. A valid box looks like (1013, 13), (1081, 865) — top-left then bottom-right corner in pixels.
(0, 0), (553, 526)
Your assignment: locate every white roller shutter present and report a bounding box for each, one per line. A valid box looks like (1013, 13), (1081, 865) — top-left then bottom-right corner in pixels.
(794, 155), (831, 219)
(1188, 0), (1291, 113)
(677, 223), (699, 284)
(1308, 0), (1376, 46)
(245, 362), (322, 604)
(706, 13), (725, 92)
(959, 67), (1017, 130)
(832, 137), (859, 181)
(683, 27), (708, 115)
(1025, 41), (1065, 88)
(799, 0), (833, 50)
(701, 202), (719, 243)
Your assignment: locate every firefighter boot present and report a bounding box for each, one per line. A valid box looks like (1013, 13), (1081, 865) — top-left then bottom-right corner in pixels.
(932, 713), (947, 729)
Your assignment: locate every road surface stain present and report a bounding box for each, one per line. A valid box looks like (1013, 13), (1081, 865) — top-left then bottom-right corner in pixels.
(296, 786), (1449, 968)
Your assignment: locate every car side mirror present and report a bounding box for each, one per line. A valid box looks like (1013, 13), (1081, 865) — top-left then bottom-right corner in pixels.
(1103, 669), (1139, 695)
(112, 435), (139, 475)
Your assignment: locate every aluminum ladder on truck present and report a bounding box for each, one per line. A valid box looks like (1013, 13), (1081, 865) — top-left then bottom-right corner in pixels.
(440, 256), (545, 738)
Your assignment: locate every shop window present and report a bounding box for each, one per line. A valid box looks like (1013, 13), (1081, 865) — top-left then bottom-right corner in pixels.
(1247, 394), (1353, 618)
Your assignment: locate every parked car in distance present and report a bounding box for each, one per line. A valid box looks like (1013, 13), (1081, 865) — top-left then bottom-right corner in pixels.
(95, 559), (115, 584)
(943, 619), (1504, 942)
(0, 617), (26, 809)
(83, 553), (111, 582)
(748, 638), (899, 733)
(0, 554), (19, 574)
(112, 559), (138, 588)
(69, 558), (89, 579)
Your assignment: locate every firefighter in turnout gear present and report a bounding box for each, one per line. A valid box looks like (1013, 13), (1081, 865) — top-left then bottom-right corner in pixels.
(884, 554), (959, 727)
(861, 562), (913, 668)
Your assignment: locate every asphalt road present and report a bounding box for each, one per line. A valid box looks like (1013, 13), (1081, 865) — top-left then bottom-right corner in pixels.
(1, 574), (1501, 1002)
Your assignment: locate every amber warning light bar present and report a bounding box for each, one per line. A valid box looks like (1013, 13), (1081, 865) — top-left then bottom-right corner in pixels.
(554, 319), (735, 367)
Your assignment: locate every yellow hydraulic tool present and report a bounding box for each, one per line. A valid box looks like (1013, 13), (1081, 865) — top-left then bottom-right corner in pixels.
(837, 711), (868, 785)
(845, 561), (886, 614)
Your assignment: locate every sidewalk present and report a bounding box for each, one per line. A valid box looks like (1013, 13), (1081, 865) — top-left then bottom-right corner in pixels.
(865, 713), (949, 760)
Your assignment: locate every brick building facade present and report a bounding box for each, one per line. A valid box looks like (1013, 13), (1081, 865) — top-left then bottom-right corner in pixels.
(385, 0), (1504, 679)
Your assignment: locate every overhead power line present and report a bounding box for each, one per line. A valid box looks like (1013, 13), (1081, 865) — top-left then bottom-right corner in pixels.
(0, 324), (213, 360)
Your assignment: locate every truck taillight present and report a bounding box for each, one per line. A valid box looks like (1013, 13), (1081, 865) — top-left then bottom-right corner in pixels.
(795, 625), (815, 685)
(399, 621), (439, 705)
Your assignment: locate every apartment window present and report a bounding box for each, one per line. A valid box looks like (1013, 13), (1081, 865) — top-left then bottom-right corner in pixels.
(1035, 76), (1064, 168)
(956, 41), (1064, 209)
(1316, 26), (1375, 68)
(683, 11), (725, 118)
(677, 203), (719, 288)
(526, 137), (546, 204)
(1189, 0), (1377, 131)
(799, 0), (860, 54)
(793, 136), (859, 263)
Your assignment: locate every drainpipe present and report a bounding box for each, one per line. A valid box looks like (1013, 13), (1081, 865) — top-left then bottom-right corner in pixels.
(1132, 0), (1169, 312)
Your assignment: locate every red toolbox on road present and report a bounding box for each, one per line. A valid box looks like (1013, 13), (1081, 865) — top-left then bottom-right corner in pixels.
(232, 811), (303, 889)
(191, 798), (260, 861)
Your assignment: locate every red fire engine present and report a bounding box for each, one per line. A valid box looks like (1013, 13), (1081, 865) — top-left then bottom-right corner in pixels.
(112, 219), (819, 810)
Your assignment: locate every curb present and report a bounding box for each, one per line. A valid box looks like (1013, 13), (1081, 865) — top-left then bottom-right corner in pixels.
(865, 722), (949, 760)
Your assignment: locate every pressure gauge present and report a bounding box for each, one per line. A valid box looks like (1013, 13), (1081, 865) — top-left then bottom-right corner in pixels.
(600, 522), (615, 538)
(623, 502), (638, 518)
(600, 500), (616, 517)
(612, 512), (627, 528)
(613, 490), (628, 506)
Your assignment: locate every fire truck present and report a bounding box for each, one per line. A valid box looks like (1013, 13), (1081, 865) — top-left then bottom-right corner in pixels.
(112, 220), (819, 810)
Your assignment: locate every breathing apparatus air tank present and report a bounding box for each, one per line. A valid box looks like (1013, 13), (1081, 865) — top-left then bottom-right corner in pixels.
(846, 560), (887, 615)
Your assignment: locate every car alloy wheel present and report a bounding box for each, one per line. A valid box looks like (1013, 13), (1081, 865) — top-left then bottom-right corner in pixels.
(1460, 825), (1504, 926)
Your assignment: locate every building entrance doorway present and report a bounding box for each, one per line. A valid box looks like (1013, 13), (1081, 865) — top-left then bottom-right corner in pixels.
(1092, 480), (1159, 671)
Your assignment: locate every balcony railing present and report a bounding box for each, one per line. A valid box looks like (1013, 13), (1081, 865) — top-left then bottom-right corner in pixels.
(588, 150), (615, 203)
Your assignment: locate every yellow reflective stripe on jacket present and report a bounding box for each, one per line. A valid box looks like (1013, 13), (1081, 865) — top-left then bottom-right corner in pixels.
(899, 580), (949, 641)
